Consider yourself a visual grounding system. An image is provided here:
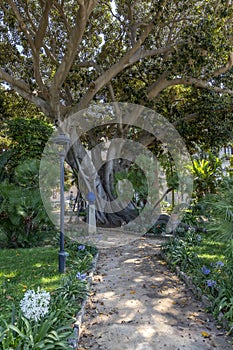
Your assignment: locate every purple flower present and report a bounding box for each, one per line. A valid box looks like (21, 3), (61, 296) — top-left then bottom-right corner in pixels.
(201, 266), (210, 275)
(206, 279), (217, 287)
(78, 245), (85, 251)
(215, 261), (224, 268)
(76, 272), (87, 281)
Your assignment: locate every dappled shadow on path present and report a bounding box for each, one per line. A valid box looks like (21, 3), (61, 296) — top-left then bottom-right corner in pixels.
(78, 237), (233, 350)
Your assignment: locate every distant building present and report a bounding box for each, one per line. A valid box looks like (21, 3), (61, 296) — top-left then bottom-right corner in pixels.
(219, 145), (233, 175)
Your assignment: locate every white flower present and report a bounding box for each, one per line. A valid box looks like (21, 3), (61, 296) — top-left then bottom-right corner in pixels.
(20, 288), (50, 322)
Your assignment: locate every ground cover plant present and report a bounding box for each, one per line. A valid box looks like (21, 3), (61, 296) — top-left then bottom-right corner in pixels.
(0, 237), (97, 349)
(162, 173), (233, 334)
(162, 221), (233, 334)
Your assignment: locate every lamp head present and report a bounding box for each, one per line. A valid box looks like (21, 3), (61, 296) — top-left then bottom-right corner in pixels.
(53, 133), (70, 155)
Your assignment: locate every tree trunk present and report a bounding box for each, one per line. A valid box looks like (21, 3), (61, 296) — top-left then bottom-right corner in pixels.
(66, 136), (139, 228)
(60, 102), (184, 230)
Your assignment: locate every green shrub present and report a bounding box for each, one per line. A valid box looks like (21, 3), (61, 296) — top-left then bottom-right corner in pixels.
(0, 159), (54, 247)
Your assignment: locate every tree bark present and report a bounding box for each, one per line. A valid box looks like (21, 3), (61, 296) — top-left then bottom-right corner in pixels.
(65, 127), (139, 228)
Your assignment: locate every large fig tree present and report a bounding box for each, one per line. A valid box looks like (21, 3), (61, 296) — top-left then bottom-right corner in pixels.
(0, 0), (232, 227)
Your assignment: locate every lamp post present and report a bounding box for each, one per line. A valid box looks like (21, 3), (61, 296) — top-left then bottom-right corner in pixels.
(53, 132), (70, 273)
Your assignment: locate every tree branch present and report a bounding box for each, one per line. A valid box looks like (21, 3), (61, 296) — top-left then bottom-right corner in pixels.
(50, 1), (97, 93)
(152, 187), (173, 211)
(77, 60), (101, 71)
(20, 0), (57, 64)
(148, 52), (233, 99)
(107, 82), (117, 102)
(0, 68), (51, 116)
(173, 113), (198, 126)
(5, 0), (49, 95)
(34, 0), (53, 50)
(6, 0), (36, 52)
(49, 0), (97, 117)
(0, 69), (30, 94)
(147, 72), (170, 98)
(128, 44), (175, 65)
(173, 106), (233, 126)
(53, 1), (72, 32)
(33, 1), (54, 94)
(69, 0), (170, 113)
(127, 1), (137, 46)
(213, 51), (233, 77)
(72, 22), (155, 113)
(148, 75), (233, 99)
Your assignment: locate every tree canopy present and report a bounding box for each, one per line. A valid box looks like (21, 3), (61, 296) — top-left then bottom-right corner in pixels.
(0, 0), (232, 130)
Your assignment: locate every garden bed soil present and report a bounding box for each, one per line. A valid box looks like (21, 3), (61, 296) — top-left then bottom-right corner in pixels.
(77, 236), (233, 350)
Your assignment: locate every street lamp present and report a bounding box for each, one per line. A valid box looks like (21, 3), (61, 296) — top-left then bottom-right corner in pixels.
(53, 132), (70, 273)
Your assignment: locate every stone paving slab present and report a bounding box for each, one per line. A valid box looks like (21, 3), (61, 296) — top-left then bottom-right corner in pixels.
(77, 237), (233, 350)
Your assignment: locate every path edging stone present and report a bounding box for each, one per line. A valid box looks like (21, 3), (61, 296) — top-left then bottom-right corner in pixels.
(159, 249), (230, 331)
(159, 250), (212, 308)
(68, 251), (99, 349)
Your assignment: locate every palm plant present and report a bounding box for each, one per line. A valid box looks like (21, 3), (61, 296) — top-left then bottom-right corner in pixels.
(202, 176), (233, 262)
(188, 152), (222, 200)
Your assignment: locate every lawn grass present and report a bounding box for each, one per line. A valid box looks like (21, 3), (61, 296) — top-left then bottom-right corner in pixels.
(0, 246), (65, 318)
(193, 232), (227, 265)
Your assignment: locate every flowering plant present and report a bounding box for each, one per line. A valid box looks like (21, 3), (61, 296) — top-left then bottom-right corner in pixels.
(215, 261), (224, 268)
(200, 261), (225, 291)
(201, 266), (210, 275)
(206, 279), (217, 287)
(76, 272), (87, 281)
(20, 288), (50, 322)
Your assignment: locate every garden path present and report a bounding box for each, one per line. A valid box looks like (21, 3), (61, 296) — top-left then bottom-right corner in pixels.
(77, 236), (233, 350)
